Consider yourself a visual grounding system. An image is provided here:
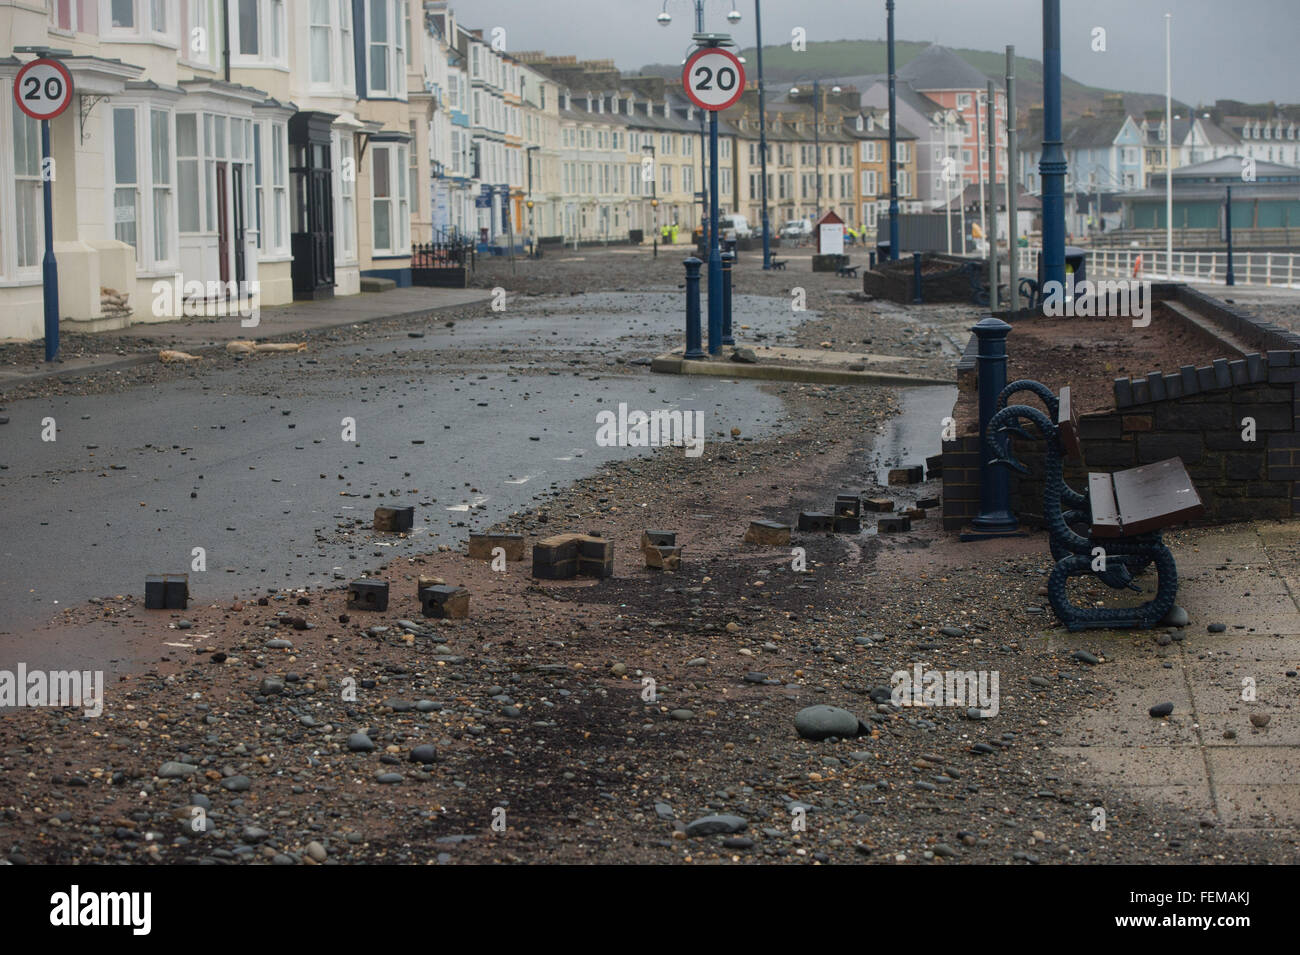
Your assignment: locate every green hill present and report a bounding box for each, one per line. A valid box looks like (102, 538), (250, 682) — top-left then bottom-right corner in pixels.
(639, 39), (1187, 123)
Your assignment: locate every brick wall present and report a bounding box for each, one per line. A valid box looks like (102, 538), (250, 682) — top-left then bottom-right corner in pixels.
(863, 253), (974, 304)
(942, 286), (1300, 531)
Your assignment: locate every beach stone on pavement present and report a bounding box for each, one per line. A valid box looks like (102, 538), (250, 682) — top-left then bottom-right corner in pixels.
(1161, 605), (1189, 627)
(685, 814), (748, 836)
(1149, 702), (1175, 718)
(347, 732), (376, 752)
(1208, 622), (1227, 633)
(795, 704), (861, 740)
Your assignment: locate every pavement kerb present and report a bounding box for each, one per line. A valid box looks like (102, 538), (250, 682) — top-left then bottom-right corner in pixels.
(651, 351), (955, 387)
(0, 293), (494, 388)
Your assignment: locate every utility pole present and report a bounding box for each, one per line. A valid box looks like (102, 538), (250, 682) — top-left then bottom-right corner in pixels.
(986, 80), (997, 309)
(1006, 46), (1019, 311)
(886, 0), (899, 259)
(1039, 0), (1066, 293)
(1164, 12), (1173, 279)
(755, 0), (772, 268)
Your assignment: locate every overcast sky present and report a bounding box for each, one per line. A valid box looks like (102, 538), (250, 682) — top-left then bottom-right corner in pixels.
(462, 0), (1298, 106)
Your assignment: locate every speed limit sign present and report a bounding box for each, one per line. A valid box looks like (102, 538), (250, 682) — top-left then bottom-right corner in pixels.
(14, 57), (74, 121)
(682, 47), (746, 112)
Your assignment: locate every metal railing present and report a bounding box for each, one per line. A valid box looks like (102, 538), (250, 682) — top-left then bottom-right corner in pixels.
(1016, 246), (1300, 289)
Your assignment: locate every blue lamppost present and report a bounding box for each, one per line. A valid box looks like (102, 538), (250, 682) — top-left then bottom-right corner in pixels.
(1039, 0), (1066, 292)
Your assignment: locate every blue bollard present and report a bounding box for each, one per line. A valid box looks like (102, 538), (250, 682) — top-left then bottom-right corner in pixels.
(721, 252), (735, 347)
(964, 316), (1021, 538)
(684, 257), (705, 360)
(869, 251), (876, 270)
(912, 251), (923, 304)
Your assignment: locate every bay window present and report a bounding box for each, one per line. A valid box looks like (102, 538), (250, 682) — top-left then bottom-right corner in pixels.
(271, 122), (287, 252)
(308, 0), (355, 92)
(181, 0), (218, 68)
(150, 108), (172, 262)
(113, 108), (138, 248)
(103, 0), (172, 39)
(13, 100), (42, 271)
(177, 114), (201, 232)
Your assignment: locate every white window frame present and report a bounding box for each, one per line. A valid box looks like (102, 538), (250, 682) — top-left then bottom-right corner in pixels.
(106, 100), (178, 275)
(370, 142), (410, 256)
(180, 0), (220, 70)
(231, 0), (287, 68)
(366, 0), (407, 99)
(101, 0), (176, 43)
(2, 80), (45, 283)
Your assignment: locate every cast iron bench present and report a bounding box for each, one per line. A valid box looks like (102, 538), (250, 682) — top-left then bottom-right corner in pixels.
(770, 258), (787, 271)
(836, 264), (859, 278)
(987, 381), (1204, 630)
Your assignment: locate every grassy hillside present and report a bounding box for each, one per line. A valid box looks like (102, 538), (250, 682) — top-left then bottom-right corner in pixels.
(639, 39), (1186, 122)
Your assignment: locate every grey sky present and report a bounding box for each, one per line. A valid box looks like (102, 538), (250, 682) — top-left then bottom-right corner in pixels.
(462, 0), (1298, 105)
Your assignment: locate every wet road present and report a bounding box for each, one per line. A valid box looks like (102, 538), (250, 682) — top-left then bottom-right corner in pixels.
(0, 292), (799, 646)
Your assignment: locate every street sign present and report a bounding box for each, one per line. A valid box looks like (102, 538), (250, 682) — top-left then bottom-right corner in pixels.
(682, 47), (745, 112)
(479, 183), (493, 197)
(14, 57), (74, 121)
(475, 196), (491, 209)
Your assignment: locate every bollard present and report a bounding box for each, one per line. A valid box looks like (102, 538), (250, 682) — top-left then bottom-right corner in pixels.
(683, 257), (705, 360)
(962, 317), (1021, 539)
(869, 251), (876, 270)
(721, 252), (735, 346)
(912, 251), (924, 304)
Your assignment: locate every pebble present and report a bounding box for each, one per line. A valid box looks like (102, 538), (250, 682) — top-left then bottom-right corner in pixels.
(410, 744), (437, 764)
(1072, 650), (1100, 665)
(669, 709), (694, 721)
(794, 704), (861, 741)
(347, 733), (376, 752)
(376, 773), (403, 784)
(685, 814), (748, 836)
(306, 841), (328, 862)
(1208, 623), (1227, 633)
(220, 775), (251, 792)
(1149, 702), (1174, 718)
(157, 761), (197, 778)
(1161, 605), (1189, 627)
(1249, 713), (1271, 728)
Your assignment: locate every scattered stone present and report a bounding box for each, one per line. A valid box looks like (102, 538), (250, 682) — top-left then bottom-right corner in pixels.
(1161, 605), (1189, 627)
(1149, 702), (1175, 718)
(1249, 713), (1271, 728)
(685, 814), (748, 836)
(157, 761), (197, 778)
(794, 705), (861, 741)
(1207, 623), (1227, 633)
(347, 733), (376, 752)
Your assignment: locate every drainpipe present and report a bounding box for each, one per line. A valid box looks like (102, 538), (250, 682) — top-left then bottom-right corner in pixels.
(222, 0), (231, 82)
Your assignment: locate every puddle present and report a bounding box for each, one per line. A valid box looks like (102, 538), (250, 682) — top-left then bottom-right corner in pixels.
(869, 384), (958, 484)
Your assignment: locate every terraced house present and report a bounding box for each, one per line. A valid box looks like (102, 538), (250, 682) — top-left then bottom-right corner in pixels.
(0, 0), (466, 340)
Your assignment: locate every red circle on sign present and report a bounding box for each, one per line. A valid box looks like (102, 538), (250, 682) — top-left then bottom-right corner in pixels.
(682, 47), (746, 112)
(14, 57), (75, 121)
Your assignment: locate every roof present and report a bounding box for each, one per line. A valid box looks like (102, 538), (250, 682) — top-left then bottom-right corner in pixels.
(1171, 154), (1300, 181)
(898, 44), (999, 92)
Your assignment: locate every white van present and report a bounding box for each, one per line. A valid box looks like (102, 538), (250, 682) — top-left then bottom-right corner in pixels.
(719, 214), (753, 241)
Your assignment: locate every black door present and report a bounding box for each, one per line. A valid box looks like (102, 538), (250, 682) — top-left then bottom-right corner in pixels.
(232, 164), (247, 287)
(289, 112), (337, 301)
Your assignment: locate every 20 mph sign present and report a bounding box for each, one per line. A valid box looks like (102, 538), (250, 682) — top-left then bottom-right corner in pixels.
(14, 58), (74, 121)
(682, 47), (745, 112)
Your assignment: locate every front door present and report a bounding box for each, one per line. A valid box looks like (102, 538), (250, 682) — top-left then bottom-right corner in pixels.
(289, 111), (338, 300)
(232, 164), (247, 287)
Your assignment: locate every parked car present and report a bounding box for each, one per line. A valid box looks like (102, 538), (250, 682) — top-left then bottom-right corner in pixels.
(780, 218), (812, 240)
(719, 215), (753, 241)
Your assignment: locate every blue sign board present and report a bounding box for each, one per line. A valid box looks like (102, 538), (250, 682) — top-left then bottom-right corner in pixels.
(474, 196), (491, 209)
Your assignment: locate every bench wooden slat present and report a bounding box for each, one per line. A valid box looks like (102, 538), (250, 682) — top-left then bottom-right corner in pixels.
(1057, 385), (1083, 463)
(1087, 471), (1123, 538)
(1111, 457), (1206, 535)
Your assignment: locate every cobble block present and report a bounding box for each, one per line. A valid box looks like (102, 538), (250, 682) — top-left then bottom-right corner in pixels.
(468, 533), (525, 561)
(373, 505), (414, 533)
(744, 520), (791, 546)
(347, 579), (389, 612)
(419, 584), (470, 619)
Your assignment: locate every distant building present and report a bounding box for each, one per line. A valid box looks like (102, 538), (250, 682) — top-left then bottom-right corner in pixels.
(1120, 156), (1300, 230)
